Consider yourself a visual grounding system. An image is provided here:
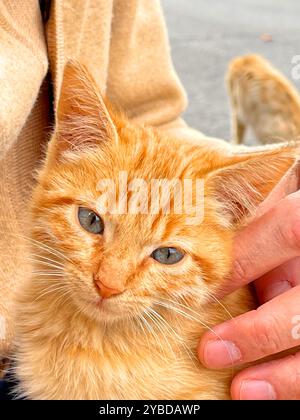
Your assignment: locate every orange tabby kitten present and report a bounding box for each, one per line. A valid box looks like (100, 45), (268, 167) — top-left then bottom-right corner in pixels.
(227, 54), (300, 144)
(13, 62), (297, 400)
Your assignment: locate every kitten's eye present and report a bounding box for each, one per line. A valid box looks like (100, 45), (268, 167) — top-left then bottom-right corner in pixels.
(151, 247), (184, 265)
(78, 207), (104, 234)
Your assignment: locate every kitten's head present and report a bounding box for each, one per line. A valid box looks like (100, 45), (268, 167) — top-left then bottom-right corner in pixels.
(31, 62), (296, 323)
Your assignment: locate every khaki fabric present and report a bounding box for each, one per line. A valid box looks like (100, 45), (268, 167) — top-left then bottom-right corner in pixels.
(0, 0), (210, 362)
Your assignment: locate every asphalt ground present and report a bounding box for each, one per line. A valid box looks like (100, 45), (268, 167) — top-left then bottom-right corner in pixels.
(162, 0), (300, 143)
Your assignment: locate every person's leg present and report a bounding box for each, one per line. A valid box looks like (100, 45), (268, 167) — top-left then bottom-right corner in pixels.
(0, 0), (48, 368)
(0, 379), (13, 400)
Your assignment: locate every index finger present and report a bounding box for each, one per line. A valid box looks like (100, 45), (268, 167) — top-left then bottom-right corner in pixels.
(218, 190), (300, 297)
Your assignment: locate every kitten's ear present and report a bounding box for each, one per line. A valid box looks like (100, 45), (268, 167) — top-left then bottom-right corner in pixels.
(54, 61), (118, 154)
(206, 144), (298, 226)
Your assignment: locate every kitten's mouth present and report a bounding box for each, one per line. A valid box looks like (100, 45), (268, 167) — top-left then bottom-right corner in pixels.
(88, 296), (127, 316)
(89, 296), (112, 311)
(92, 296), (104, 308)
(85, 294), (146, 321)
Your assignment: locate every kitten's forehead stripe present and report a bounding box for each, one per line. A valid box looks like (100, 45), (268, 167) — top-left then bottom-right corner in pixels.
(38, 196), (78, 208)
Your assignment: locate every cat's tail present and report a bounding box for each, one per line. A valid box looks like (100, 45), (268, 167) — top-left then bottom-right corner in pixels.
(225, 55), (262, 145)
(226, 54), (300, 145)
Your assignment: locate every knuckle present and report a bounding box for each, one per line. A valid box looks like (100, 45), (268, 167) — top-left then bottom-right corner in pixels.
(276, 196), (300, 249)
(251, 314), (283, 356)
(232, 257), (251, 284)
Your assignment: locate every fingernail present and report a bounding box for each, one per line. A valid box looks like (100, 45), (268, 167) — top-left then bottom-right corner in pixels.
(203, 340), (242, 367)
(263, 280), (291, 302)
(239, 380), (277, 400)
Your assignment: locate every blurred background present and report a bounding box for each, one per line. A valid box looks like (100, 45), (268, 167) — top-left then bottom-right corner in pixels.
(162, 0), (300, 140)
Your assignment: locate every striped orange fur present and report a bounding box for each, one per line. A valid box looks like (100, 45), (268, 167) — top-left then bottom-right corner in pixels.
(13, 62), (298, 399)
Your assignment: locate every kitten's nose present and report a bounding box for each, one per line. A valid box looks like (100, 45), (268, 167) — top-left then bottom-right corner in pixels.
(94, 279), (124, 299)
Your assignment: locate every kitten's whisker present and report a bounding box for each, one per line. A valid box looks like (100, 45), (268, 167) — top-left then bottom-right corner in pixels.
(154, 299), (235, 371)
(158, 297), (224, 336)
(142, 311), (169, 363)
(29, 239), (72, 263)
(33, 284), (67, 298)
(45, 289), (73, 311)
(151, 302), (194, 362)
(0, 253), (64, 275)
(1, 253), (64, 272)
(138, 314), (155, 354)
(30, 253), (65, 268)
(32, 271), (64, 276)
(162, 295), (237, 351)
(159, 296), (216, 327)
(146, 307), (175, 358)
(0, 251), (65, 270)
(136, 316), (148, 343)
(204, 290), (234, 320)
(29, 258), (64, 271)
(0, 230), (73, 263)
(49, 289), (73, 309)
(126, 290), (167, 359)
(32, 273), (65, 279)
(147, 306), (196, 366)
(33, 284), (69, 302)
(134, 317), (157, 382)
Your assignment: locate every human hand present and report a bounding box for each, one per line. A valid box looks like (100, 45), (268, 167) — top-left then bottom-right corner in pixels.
(198, 166), (300, 400)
